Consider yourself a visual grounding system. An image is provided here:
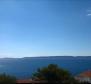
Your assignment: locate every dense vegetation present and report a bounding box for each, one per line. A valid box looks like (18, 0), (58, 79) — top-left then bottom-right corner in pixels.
(32, 64), (79, 84)
(0, 73), (16, 84)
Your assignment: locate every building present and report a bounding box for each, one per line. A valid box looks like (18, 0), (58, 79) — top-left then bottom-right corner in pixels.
(75, 70), (91, 83)
(16, 79), (33, 83)
(16, 79), (48, 84)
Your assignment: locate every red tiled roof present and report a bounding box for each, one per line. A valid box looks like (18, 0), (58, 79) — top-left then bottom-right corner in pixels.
(78, 70), (91, 78)
(16, 79), (32, 83)
(16, 79), (47, 83)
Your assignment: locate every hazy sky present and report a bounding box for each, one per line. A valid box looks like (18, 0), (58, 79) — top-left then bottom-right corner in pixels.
(0, 0), (91, 58)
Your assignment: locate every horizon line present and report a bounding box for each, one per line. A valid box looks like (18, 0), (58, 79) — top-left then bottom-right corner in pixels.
(0, 55), (91, 59)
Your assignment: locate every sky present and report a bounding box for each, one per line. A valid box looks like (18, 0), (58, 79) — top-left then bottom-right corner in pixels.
(0, 0), (91, 58)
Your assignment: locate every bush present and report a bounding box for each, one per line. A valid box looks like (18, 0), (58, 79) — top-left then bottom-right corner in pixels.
(0, 73), (16, 84)
(32, 64), (78, 84)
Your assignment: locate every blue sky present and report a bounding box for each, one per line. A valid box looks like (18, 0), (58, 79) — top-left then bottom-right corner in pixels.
(0, 0), (91, 58)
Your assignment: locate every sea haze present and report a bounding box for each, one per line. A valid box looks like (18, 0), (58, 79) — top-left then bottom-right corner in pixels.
(0, 56), (91, 79)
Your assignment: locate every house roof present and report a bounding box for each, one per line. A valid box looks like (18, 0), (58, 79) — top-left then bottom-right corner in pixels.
(77, 70), (91, 78)
(16, 79), (48, 83)
(16, 79), (32, 83)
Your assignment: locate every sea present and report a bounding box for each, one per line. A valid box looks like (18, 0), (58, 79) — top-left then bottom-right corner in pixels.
(0, 56), (91, 79)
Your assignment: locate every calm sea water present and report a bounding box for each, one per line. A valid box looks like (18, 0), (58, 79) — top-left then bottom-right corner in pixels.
(0, 56), (91, 79)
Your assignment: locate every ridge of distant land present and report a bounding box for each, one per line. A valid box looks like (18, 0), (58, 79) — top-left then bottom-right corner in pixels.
(0, 56), (91, 61)
(1, 56), (91, 59)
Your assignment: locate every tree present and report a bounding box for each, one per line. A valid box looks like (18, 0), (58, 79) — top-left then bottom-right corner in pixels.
(0, 73), (16, 84)
(32, 64), (77, 84)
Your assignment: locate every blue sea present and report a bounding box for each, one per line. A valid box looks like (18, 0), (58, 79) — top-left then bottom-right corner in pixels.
(0, 56), (91, 79)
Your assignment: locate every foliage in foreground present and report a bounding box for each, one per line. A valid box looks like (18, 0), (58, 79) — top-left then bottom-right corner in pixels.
(32, 64), (79, 84)
(0, 73), (16, 84)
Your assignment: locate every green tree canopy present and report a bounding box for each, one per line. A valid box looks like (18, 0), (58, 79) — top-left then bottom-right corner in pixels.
(32, 64), (78, 84)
